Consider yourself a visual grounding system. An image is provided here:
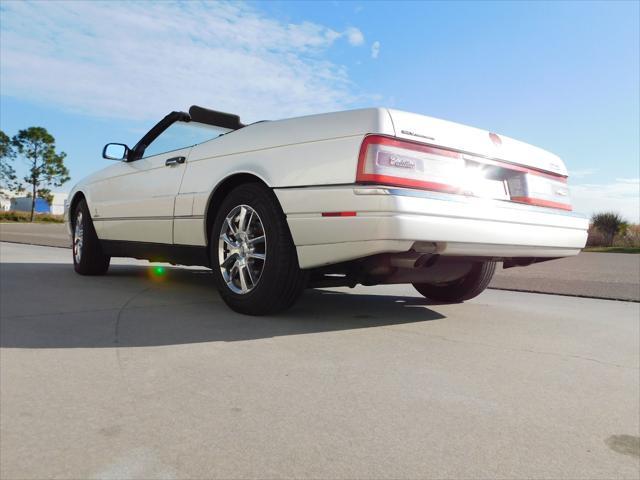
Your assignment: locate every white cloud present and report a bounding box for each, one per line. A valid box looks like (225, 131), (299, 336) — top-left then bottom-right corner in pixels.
(571, 178), (640, 223)
(345, 27), (365, 46)
(569, 168), (598, 178)
(0, 1), (370, 123)
(371, 41), (381, 59)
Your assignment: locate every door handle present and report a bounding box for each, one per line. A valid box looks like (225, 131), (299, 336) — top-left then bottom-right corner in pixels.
(165, 156), (186, 166)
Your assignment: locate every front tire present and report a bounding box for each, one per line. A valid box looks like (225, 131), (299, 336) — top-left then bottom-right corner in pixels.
(413, 261), (496, 302)
(72, 199), (110, 275)
(210, 183), (307, 315)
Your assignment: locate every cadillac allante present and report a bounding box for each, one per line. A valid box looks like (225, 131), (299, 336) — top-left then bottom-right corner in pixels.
(65, 106), (588, 315)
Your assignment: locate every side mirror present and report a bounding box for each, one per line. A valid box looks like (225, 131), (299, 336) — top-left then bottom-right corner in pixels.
(102, 143), (129, 161)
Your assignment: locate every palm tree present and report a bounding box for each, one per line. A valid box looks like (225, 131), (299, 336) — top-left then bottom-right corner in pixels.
(591, 212), (627, 247)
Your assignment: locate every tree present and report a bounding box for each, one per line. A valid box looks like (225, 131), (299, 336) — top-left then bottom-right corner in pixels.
(591, 212), (627, 247)
(0, 130), (17, 194)
(12, 127), (70, 221)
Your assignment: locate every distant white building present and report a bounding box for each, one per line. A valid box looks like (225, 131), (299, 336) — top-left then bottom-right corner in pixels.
(1, 190), (68, 215)
(51, 192), (68, 215)
(11, 197), (50, 213)
(0, 189), (17, 211)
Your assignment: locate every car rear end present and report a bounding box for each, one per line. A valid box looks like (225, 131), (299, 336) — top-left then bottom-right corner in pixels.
(276, 108), (589, 271)
(370, 109), (573, 211)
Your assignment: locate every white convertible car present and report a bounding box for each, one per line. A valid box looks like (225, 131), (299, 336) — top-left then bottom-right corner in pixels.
(65, 106), (588, 315)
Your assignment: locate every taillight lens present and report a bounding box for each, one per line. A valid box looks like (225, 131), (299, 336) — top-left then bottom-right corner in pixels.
(506, 173), (572, 211)
(356, 135), (572, 211)
(357, 135), (462, 194)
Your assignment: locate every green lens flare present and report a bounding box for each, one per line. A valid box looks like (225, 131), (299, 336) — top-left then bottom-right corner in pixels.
(153, 266), (165, 276)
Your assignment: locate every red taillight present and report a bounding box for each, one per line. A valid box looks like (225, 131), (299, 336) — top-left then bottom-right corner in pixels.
(356, 135), (462, 194)
(356, 135), (572, 211)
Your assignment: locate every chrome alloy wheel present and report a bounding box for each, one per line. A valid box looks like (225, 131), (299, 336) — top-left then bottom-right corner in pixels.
(218, 205), (267, 294)
(73, 210), (84, 263)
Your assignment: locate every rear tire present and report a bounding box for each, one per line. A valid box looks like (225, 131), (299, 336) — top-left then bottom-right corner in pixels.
(210, 183), (308, 315)
(72, 199), (110, 275)
(413, 261), (496, 302)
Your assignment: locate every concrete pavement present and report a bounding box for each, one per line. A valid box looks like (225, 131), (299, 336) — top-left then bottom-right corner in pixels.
(1, 242), (638, 479)
(1, 222), (638, 301)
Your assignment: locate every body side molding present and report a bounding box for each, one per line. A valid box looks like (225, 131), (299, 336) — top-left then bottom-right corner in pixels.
(100, 240), (209, 267)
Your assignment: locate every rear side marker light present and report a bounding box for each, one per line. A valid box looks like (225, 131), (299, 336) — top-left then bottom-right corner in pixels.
(322, 211), (357, 217)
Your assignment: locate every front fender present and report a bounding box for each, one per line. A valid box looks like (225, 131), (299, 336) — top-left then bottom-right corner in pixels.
(65, 185), (90, 237)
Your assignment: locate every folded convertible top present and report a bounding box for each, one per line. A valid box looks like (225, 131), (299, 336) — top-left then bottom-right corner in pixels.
(189, 105), (244, 130)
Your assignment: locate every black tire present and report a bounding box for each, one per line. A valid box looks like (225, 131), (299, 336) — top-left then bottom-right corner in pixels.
(72, 199), (110, 275)
(210, 182), (308, 315)
(412, 261), (496, 303)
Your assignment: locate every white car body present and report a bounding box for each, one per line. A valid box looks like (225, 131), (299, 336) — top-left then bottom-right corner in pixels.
(66, 107), (588, 272)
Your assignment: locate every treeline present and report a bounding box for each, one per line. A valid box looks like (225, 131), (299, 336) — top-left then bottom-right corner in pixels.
(0, 127), (69, 221)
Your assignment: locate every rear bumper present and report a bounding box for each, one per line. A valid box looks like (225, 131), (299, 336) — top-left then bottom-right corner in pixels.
(275, 186), (589, 269)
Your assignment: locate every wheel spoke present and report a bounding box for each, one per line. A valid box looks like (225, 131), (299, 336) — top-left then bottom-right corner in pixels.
(238, 264), (249, 292)
(220, 252), (238, 268)
(227, 259), (240, 285)
(245, 263), (256, 286)
(247, 210), (254, 232)
(220, 233), (236, 248)
(237, 206), (248, 233)
(249, 235), (265, 245)
(225, 217), (237, 236)
(248, 252), (265, 261)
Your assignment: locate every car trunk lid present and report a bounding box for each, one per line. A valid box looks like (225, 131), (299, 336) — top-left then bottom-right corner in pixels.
(387, 109), (568, 177)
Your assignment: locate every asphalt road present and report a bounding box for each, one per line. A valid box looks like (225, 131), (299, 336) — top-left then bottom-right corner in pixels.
(1, 222), (639, 301)
(1, 242), (639, 479)
(491, 254), (640, 301)
(0, 221), (70, 248)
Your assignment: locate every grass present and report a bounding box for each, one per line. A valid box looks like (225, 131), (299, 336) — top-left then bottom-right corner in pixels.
(0, 210), (64, 223)
(583, 246), (640, 254)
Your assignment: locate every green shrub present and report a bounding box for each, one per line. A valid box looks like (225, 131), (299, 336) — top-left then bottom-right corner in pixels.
(0, 210), (64, 223)
(591, 212), (627, 247)
(614, 224), (640, 248)
(586, 220), (639, 248)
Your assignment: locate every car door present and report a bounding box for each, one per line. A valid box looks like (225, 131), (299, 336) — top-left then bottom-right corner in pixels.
(94, 120), (222, 244)
(94, 147), (191, 244)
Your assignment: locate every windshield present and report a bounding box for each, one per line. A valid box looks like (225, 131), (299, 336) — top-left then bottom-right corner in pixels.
(143, 121), (231, 158)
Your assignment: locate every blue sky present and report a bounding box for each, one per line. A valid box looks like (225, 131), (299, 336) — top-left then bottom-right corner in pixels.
(1, 0), (638, 221)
